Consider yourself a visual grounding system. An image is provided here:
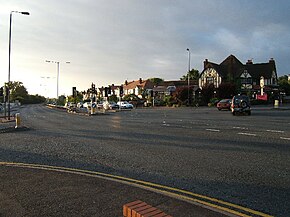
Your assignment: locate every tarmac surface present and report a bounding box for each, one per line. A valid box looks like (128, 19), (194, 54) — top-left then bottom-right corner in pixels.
(1, 104), (289, 216)
(0, 163), (228, 217)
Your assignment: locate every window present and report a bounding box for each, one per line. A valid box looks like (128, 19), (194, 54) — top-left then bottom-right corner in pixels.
(240, 78), (252, 84)
(206, 77), (214, 84)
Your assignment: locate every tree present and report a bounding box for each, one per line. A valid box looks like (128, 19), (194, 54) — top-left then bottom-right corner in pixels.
(278, 75), (290, 95)
(148, 77), (164, 86)
(172, 87), (193, 105)
(180, 69), (200, 81)
(7, 81), (28, 103)
(217, 83), (237, 99)
(201, 83), (215, 105)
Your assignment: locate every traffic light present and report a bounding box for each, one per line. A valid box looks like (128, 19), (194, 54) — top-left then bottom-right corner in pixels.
(108, 86), (111, 95)
(91, 83), (96, 93)
(0, 87), (3, 97)
(72, 87), (77, 98)
(104, 87), (108, 97)
(150, 90), (154, 97)
(119, 86), (123, 95)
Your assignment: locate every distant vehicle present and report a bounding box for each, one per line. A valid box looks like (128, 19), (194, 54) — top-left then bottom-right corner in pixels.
(97, 101), (103, 109)
(117, 101), (134, 109)
(108, 102), (119, 109)
(77, 102), (83, 108)
(231, 95), (251, 115)
(83, 102), (91, 108)
(217, 99), (231, 110)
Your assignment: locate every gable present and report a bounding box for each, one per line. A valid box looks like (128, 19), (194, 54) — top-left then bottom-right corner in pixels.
(240, 70), (251, 78)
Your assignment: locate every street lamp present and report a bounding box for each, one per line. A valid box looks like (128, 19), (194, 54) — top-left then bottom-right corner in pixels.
(186, 48), (191, 106)
(7, 11), (30, 120)
(46, 60), (70, 99)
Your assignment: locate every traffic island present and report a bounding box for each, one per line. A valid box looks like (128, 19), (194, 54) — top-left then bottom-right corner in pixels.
(0, 115), (29, 133)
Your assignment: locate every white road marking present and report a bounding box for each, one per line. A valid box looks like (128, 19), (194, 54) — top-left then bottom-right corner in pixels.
(238, 132), (256, 136)
(266, 130), (284, 133)
(233, 126), (248, 130)
(280, 137), (290, 140)
(206, 129), (220, 132)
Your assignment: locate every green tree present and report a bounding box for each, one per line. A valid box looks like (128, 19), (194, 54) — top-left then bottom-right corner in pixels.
(7, 81), (28, 102)
(148, 77), (164, 86)
(57, 95), (66, 106)
(180, 69), (200, 81)
(278, 75), (290, 95)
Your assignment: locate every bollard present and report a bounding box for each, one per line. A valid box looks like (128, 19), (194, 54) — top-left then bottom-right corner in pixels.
(15, 113), (21, 128)
(91, 103), (96, 115)
(274, 100), (279, 109)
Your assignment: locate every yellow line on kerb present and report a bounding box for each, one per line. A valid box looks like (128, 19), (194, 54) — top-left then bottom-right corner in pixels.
(0, 162), (273, 217)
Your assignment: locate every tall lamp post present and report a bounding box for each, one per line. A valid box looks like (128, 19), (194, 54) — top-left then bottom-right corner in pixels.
(46, 60), (70, 99)
(186, 48), (191, 106)
(7, 11), (30, 120)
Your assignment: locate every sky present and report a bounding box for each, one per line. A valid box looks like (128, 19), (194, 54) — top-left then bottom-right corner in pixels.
(1, 0), (290, 98)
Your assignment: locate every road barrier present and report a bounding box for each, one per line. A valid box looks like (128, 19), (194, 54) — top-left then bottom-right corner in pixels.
(123, 200), (172, 217)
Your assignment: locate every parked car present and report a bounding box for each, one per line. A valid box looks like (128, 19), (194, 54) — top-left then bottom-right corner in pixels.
(109, 102), (119, 109)
(231, 95), (251, 115)
(217, 99), (231, 110)
(77, 102), (83, 108)
(117, 101), (134, 109)
(83, 102), (91, 108)
(97, 102), (103, 109)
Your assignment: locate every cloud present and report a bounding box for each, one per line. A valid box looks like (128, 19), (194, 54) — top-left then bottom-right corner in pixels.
(1, 0), (290, 96)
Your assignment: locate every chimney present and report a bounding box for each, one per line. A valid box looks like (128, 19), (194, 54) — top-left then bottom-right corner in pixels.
(203, 59), (208, 68)
(269, 58), (275, 63)
(246, 59), (253, 64)
(139, 78), (142, 84)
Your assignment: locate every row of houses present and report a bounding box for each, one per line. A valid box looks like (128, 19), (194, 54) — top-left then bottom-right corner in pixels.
(93, 54), (279, 100)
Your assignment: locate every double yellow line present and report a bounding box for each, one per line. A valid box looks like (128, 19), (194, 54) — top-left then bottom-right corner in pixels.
(0, 162), (273, 217)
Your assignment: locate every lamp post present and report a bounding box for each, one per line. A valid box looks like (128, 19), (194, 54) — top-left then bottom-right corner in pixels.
(7, 11), (30, 120)
(46, 60), (70, 99)
(186, 48), (191, 106)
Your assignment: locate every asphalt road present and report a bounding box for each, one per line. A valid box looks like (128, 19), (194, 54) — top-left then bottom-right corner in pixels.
(0, 105), (289, 216)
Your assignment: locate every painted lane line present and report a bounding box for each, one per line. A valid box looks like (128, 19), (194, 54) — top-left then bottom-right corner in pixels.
(233, 126), (248, 130)
(206, 129), (220, 132)
(266, 130), (284, 133)
(238, 132), (256, 136)
(280, 137), (290, 140)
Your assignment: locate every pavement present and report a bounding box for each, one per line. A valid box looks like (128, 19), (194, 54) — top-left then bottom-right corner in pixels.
(0, 163), (228, 217)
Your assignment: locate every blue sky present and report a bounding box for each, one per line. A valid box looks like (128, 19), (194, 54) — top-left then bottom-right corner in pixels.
(0, 0), (289, 97)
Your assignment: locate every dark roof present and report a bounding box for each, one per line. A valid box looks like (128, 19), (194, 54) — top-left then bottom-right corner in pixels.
(202, 55), (276, 80)
(245, 62), (275, 79)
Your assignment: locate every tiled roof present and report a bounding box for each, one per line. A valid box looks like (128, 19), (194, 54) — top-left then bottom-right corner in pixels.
(124, 79), (154, 90)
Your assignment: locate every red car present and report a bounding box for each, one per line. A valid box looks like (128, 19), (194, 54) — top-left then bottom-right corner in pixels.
(217, 99), (231, 110)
